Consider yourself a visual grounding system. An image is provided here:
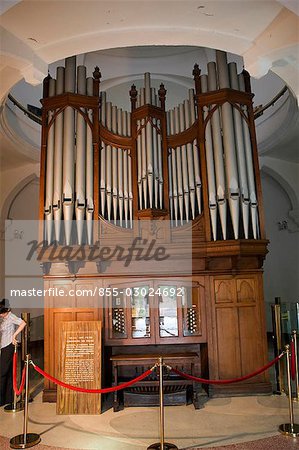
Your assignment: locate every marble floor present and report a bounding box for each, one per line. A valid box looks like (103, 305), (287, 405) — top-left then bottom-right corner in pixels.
(1, 394), (299, 449)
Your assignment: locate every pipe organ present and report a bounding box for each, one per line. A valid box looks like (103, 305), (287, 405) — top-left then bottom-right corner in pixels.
(41, 52), (263, 242)
(40, 51), (270, 405)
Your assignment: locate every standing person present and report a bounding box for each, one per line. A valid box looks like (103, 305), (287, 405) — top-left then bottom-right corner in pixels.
(0, 299), (27, 407)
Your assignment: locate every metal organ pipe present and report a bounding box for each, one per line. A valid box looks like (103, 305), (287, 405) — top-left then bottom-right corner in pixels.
(169, 109), (178, 226)
(53, 66), (65, 242)
(145, 76), (154, 208)
(100, 91), (107, 218)
(106, 102), (112, 221)
(238, 73), (259, 239)
(207, 61), (227, 239)
(167, 111), (174, 223)
(136, 110), (142, 208)
(216, 50), (240, 239)
(112, 105), (118, 223)
(228, 62), (250, 239)
(200, 75), (217, 240)
(174, 106), (184, 224)
(63, 55), (76, 244)
(75, 65), (87, 244)
(122, 111), (129, 227)
(188, 89), (202, 217)
(179, 103), (190, 221)
(86, 77), (94, 245)
(183, 99), (196, 220)
(152, 87), (159, 208)
(140, 88), (148, 209)
(127, 112), (133, 227)
(44, 78), (56, 244)
(117, 108), (124, 226)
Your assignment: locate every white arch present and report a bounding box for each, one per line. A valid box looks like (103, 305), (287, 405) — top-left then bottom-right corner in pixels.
(261, 164), (299, 230)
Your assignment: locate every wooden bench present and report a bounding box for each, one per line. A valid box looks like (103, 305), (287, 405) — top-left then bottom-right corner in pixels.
(110, 352), (206, 411)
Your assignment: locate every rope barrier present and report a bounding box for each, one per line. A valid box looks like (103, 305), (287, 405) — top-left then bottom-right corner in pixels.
(170, 353), (284, 385)
(31, 361), (155, 394)
(13, 352), (26, 396)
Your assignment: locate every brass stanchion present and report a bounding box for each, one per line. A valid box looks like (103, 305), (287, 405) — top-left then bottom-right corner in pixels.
(279, 345), (299, 437)
(21, 313), (30, 406)
(147, 357), (178, 450)
(4, 344), (24, 413)
(10, 354), (41, 449)
(292, 330), (299, 402)
(272, 301), (285, 393)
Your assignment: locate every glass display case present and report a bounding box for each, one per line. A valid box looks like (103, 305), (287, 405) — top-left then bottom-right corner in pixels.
(105, 279), (204, 345)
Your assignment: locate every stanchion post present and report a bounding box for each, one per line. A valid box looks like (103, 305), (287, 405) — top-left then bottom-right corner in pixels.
(4, 344), (24, 413)
(272, 302), (284, 393)
(10, 354), (41, 449)
(21, 313), (30, 405)
(147, 357), (178, 450)
(278, 345), (299, 437)
(292, 330), (299, 402)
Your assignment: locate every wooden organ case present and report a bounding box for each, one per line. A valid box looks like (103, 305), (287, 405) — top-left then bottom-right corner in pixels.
(39, 51), (271, 406)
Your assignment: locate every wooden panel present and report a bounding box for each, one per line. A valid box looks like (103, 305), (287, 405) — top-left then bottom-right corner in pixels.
(75, 282), (99, 308)
(238, 306), (264, 381)
(236, 278), (256, 303)
(214, 278), (235, 304)
(50, 281), (74, 308)
(57, 321), (101, 414)
(75, 311), (98, 322)
(216, 307), (241, 378)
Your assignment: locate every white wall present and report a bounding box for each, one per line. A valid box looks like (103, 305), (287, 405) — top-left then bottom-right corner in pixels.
(261, 170), (299, 330)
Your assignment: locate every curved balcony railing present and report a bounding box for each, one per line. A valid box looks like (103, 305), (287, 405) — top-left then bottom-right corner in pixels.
(253, 85), (288, 119)
(7, 85), (289, 127)
(7, 93), (42, 125)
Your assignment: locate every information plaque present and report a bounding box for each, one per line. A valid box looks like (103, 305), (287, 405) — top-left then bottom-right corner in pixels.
(57, 321), (101, 414)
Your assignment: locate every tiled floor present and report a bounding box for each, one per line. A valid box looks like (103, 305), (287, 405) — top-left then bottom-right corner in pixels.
(0, 434), (298, 450)
(1, 394), (299, 449)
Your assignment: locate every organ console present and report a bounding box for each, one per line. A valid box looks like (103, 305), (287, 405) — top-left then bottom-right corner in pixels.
(40, 51), (271, 405)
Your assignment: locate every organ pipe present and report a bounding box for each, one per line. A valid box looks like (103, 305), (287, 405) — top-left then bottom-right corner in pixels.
(44, 78), (56, 244)
(183, 99), (196, 220)
(179, 103), (190, 221)
(238, 73), (259, 239)
(106, 102), (112, 221)
(200, 75), (217, 240)
(216, 50), (239, 239)
(75, 65), (86, 244)
(100, 91), (107, 218)
(53, 66), (65, 242)
(112, 105), (118, 223)
(207, 61), (227, 239)
(122, 111), (129, 227)
(188, 89), (201, 216)
(86, 77), (94, 245)
(174, 106), (184, 224)
(117, 108), (124, 226)
(169, 110), (178, 226)
(228, 62), (250, 238)
(63, 56), (76, 245)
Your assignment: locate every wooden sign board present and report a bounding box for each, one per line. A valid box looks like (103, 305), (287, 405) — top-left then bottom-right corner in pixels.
(57, 321), (101, 414)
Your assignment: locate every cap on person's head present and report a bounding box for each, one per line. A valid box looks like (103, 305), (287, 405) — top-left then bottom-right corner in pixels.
(0, 298), (11, 314)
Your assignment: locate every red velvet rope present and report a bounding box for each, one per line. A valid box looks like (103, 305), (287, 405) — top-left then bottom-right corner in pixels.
(32, 364), (153, 393)
(171, 353), (284, 385)
(13, 352), (26, 396)
(291, 340), (296, 381)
